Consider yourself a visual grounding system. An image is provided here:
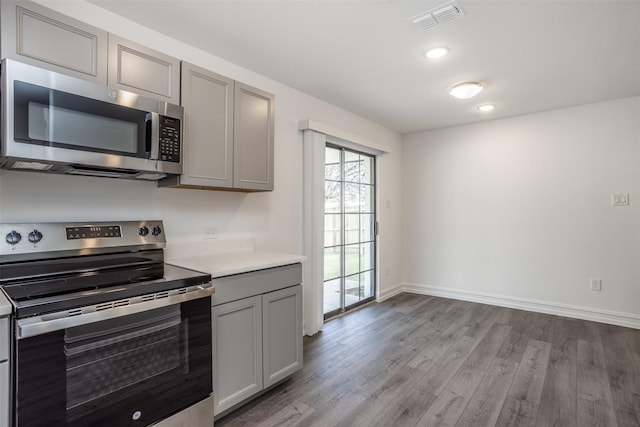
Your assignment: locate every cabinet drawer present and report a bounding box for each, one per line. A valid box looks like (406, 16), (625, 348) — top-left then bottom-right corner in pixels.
(211, 263), (301, 306)
(0, 317), (8, 362)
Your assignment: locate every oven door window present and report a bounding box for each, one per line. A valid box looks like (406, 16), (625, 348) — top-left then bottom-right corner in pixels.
(12, 81), (148, 158)
(15, 298), (212, 427)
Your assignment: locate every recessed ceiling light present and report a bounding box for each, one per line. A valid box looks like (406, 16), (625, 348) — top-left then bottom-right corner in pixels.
(448, 82), (483, 99)
(478, 104), (495, 112)
(425, 46), (450, 59)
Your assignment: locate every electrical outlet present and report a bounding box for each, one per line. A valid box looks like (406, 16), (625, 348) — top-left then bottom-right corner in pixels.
(203, 227), (217, 240)
(612, 193), (630, 206)
(590, 278), (602, 291)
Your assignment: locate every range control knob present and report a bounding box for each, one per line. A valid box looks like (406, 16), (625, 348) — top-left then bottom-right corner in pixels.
(28, 230), (43, 244)
(151, 226), (162, 237)
(5, 230), (22, 245)
(138, 226), (149, 237)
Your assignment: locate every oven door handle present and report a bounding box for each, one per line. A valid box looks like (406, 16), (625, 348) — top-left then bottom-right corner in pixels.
(16, 282), (214, 339)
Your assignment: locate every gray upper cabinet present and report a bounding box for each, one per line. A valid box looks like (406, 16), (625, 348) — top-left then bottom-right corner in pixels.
(163, 63), (235, 188)
(160, 63), (274, 191)
(233, 83), (275, 191)
(0, 1), (107, 83)
(107, 34), (180, 104)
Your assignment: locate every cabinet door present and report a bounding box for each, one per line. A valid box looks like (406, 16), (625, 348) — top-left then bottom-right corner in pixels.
(108, 34), (180, 104)
(0, 1), (107, 83)
(212, 296), (263, 415)
(233, 83), (275, 191)
(262, 285), (303, 388)
(179, 62), (234, 188)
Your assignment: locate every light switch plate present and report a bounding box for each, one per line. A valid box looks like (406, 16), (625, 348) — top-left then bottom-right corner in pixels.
(612, 193), (629, 206)
(590, 278), (602, 291)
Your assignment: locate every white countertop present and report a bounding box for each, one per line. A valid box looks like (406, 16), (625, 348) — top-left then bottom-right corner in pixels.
(0, 290), (12, 316)
(168, 250), (305, 278)
(165, 238), (305, 278)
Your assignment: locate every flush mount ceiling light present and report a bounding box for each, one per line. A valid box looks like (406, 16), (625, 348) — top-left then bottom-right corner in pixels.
(448, 82), (483, 99)
(478, 104), (496, 112)
(425, 46), (450, 59)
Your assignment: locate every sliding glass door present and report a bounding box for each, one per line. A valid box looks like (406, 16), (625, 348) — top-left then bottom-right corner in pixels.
(323, 144), (376, 319)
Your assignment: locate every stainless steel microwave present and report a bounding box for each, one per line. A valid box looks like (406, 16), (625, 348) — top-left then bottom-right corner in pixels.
(0, 59), (183, 180)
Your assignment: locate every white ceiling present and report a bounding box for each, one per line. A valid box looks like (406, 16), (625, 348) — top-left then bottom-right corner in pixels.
(89, 0), (640, 134)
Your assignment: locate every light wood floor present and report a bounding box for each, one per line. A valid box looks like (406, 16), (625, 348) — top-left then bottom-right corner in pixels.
(216, 293), (640, 427)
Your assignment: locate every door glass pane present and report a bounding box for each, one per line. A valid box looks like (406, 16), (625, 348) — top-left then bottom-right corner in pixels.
(325, 147), (341, 180)
(362, 156), (374, 185)
(344, 273), (361, 305)
(324, 246), (341, 281)
(362, 270), (374, 299)
(323, 279), (341, 314)
(344, 214), (360, 245)
(344, 183), (360, 212)
(325, 181), (341, 213)
(361, 184), (374, 213)
(324, 214), (341, 247)
(344, 151), (360, 183)
(361, 242), (375, 272)
(360, 214), (374, 242)
(344, 244), (360, 277)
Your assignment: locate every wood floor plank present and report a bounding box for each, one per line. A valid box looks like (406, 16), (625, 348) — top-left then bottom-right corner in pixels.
(494, 339), (552, 427)
(454, 357), (519, 427)
(599, 323), (640, 427)
(415, 323), (512, 426)
(576, 320), (618, 427)
(373, 389), (437, 427)
(254, 401), (315, 427)
(535, 317), (578, 427)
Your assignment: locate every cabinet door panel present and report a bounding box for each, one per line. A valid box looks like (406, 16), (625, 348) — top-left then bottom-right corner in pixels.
(0, 1), (107, 83)
(108, 34), (180, 103)
(262, 285), (303, 388)
(212, 296), (262, 415)
(180, 63), (234, 187)
(233, 83), (274, 191)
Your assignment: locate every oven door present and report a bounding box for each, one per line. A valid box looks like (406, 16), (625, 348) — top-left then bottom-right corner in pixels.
(13, 296), (212, 427)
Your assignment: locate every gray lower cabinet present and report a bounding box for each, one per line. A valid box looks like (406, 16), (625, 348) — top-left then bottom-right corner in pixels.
(0, 0), (108, 83)
(159, 62), (274, 191)
(212, 295), (263, 414)
(211, 264), (302, 417)
(262, 285), (303, 388)
(107, 34), (181, 104)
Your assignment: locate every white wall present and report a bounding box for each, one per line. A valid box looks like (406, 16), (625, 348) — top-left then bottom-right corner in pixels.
(0, 1), (404, 294)
(402, 96), (640, 327)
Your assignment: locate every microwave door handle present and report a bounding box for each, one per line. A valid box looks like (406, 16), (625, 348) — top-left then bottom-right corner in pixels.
(146, 112), (160, 160)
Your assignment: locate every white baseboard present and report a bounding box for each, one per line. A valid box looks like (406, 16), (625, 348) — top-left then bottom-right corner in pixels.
(399, 282), (640, 330)
(376, 283), (404, 302)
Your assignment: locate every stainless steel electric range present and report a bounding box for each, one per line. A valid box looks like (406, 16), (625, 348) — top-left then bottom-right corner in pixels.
(0, 220), (214, 427)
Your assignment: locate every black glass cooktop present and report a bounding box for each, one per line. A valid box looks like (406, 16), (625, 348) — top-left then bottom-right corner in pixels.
(0, 249), (211, 318)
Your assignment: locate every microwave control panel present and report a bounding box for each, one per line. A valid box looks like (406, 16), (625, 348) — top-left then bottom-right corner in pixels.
(159, 116), (181, 163)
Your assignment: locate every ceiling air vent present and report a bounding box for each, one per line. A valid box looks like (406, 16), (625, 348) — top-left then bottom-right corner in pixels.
(407, 1), (465, 31)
